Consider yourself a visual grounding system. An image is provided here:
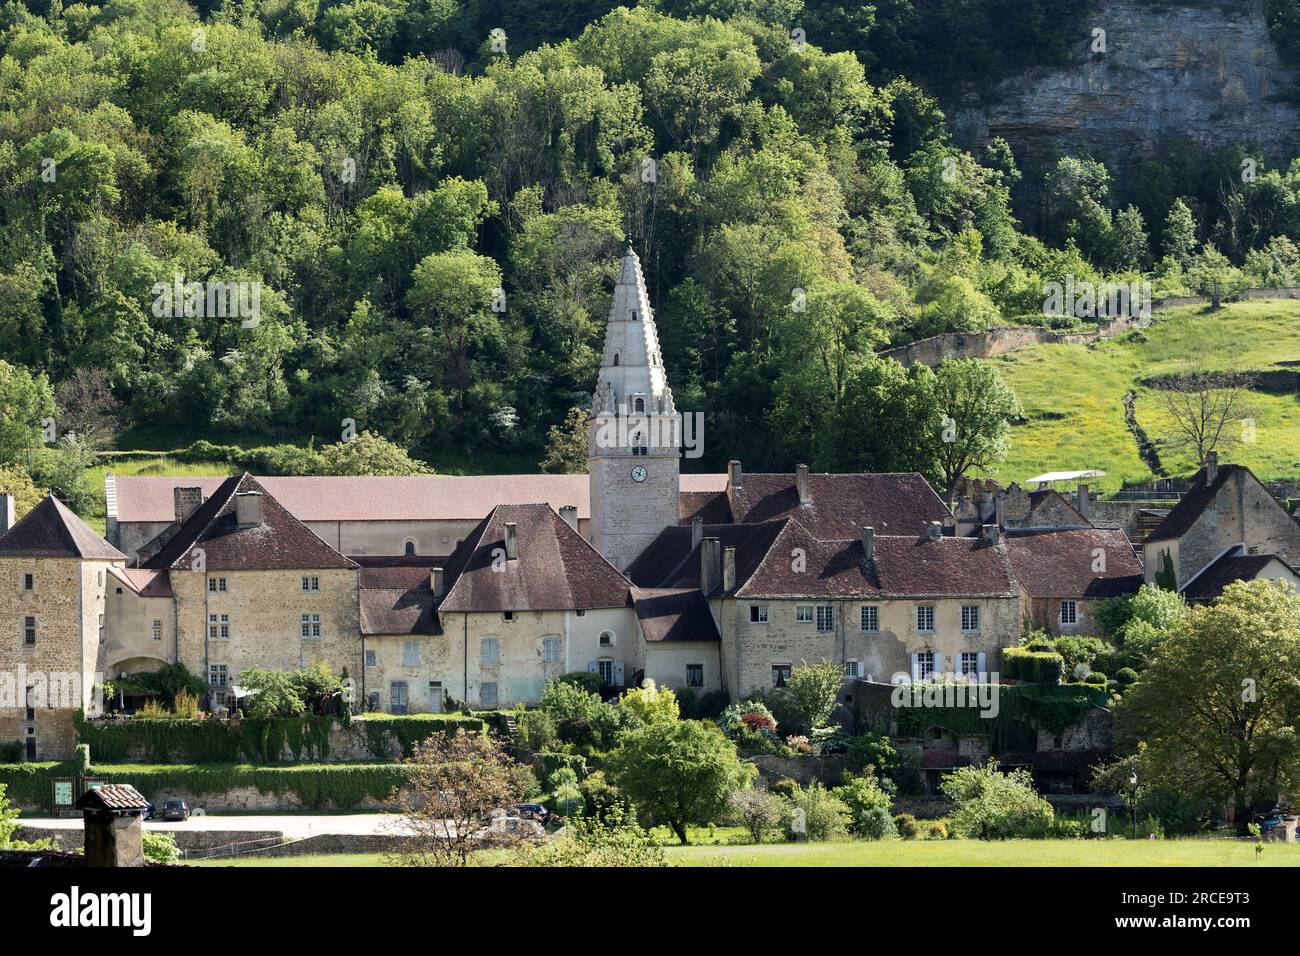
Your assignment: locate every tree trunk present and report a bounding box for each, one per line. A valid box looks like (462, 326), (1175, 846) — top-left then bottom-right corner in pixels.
(672, 821), (688, 845)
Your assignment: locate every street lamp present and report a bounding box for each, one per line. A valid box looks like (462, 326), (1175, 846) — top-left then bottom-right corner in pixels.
(1129, 771), (1139, 840)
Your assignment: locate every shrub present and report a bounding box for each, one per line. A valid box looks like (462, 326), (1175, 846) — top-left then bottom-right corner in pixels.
(927, 820), (949, 840)
(617, 682), (679, 725)
(1082, 671), (1107, 685)
(684, 689), (729, 721)
(509, 807), (666, 867)
(142, 831), (181, 864)
(1052, 635), (1109, 675)
(783, 781), (850, 842)
(768, 777), (799, 800)
(548, 766), (584, 817)
(1002, 647), (1064, 684)
(729, 788), (785, 844)
(847, 731), (903, 779)
(0, 742), (20, 763)
(941, 761), (1055, 839)
(516, 708), (557, 751)
(717, 701), (778, 737)
(1115, 667), (1139, 685)
(831, 774), (895, 840)
(893, 812), (919, 839)
(557, 672), (603, 695)
(785, 659), (845, 734)
(579, 770), (630, 822)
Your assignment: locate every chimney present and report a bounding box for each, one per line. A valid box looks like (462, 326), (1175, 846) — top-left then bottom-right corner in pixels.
(1205, 450), (1218, 485)
(0, 492), (13, 535)
(504, 522), (519, 560)
(77, 784), (149, 867)
(431, 567), (445, 598)
(924, 521), (942, 541)
(700, 537), (721, 596)
(993, 494), (1004, 529)
(234, 491), (263, 528)
(1076, 484), (1090, 520)
(860, 526), (875, 562)
(796, 463), (811, 506)
(982, 523), (1000, 545)
(691, 516), (703, 551)
(727, 459), (743, 490)
(174, 486), (203, 526)
(722, 546), (736, 592)
(559, 505), (578, 531)
(941, 514), (956, 534)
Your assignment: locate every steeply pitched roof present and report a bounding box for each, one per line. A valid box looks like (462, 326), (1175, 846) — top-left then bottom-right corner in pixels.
(142, 474), (356, 572)
(438, 504), (631, 612)
(112, 474), (727, 523)
(625, 520), (788, 592)
(727, 472), (948, 539)
(0, 495), (124, 560)
(1146, 464), (1247, 542)
(1004, 528), (1144, 599)
(678, 490), (732, 525)
(736, 521), (1017, 599)
(359, 567), (441, 636)
(108, 566), (173, 598)
(631, 588), (720, 642)
(1179, 546), (1298, 602)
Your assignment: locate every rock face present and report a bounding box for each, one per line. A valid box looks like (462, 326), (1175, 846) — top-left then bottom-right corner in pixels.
(953, 0), (1300, 161)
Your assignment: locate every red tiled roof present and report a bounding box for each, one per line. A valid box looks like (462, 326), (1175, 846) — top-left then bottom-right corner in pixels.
(727, 472), (948, 538)
(112, 474), (727, 523)
(631, 588), (720, 642)
(735, 522), (1017, 599)
(678, 490), (733, 525)
(625, 520), (787, 592)
(438, 504), (630, 612)
(0, 496), (125, 560)
(76, 783), (150, 811)
(359, 566), (441, 636)
(108, 566), (173, 598)
(1004, 528), (1144, 599)
(142, 474), (357, 572)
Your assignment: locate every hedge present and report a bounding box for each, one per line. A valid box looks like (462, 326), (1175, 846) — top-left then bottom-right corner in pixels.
(1001, 647), (1065, 684)
(0, 762), (412, 812)
(893, 683), (1108, 741)
(76, 714), (336, 764)
(356, 714), (486, 759)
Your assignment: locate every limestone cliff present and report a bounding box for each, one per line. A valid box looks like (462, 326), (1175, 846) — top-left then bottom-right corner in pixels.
(952, 0), (1300, 161)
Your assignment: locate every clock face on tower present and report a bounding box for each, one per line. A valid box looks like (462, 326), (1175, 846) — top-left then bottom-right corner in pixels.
(630, 465), (648, 483)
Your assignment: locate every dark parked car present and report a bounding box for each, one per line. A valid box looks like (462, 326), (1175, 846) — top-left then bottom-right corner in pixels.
(142, 801), (156, 820)
(161, 800), (190, 821)
(514, 803), (548, 822)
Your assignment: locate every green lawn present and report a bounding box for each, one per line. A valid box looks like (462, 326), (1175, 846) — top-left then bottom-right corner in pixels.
(985, 299), (1300, 492)
(191, 838), (1300, 867)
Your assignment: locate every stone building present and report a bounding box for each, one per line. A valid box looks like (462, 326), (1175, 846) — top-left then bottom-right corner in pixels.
(1142, 453), (1300, 595)
(1004, 527), (1144, 636)
(0, 495), (123, 758)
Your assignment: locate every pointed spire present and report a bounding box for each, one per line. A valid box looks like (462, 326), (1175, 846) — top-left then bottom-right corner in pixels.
(592, 244), (673, 418)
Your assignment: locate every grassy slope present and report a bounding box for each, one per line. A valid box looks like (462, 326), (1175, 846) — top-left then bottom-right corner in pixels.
(192, 839), (1300, 867)
(982, 300), (1300, 493)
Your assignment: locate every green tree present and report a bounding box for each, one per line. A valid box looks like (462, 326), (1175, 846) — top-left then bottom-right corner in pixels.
(606, 719), (753, 844)
(538, 407), (589, 474)
(0, 361), (56, 466)
(785, 659), (845, 734)
(1117, 580), (1300, 834)
(929, 359), (1021, 503)
(319, 430), (432, 476)
(1163, 197), (1198, 266)
(617, 682), (680, 725)
(941, 760), (1055, 839)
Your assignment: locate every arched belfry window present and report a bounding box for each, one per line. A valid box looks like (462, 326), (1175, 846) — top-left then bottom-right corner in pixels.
(634, 396), (645, 413)
(404, 540), (417, 556)
(613, 353), (620, 366)
(632, 432), (647, 456)
(629, 310), (638, 321)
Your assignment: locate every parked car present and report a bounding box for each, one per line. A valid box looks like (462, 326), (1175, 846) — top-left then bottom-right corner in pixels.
(161, 800), (190, 821)
(142, 801), (156, 820)
(514, 803), (549, 822)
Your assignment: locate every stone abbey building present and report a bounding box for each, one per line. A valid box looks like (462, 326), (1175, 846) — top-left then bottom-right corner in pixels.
(8, 246), (1292, 760)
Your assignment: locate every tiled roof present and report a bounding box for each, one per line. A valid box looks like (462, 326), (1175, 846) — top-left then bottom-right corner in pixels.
(1004, 528), (1144, 599)
(108, 566), (172, 598)
(736, 522), (1017, 599)
(112, 474), (727, 523)
(76, 783), (151, 811)
(1145, 464), (1245, 542)
(142, 474), (356, 572)
(625, 520), (787, 592)
(0, 496), (125, 560)
(678, 490), (732, 525)
(1180, 547), (1293, 602)
(727, 472), (948, 538)
(438, 504), (630, 612)
(631, 588), (720, 642)
(359, 567), (441, 636)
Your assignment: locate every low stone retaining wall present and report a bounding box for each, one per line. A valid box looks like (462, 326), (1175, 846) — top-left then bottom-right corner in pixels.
(17, 826), (285, 853)
(249, 832), (404, 857)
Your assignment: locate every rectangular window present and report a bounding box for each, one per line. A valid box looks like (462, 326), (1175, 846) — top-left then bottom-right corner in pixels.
(208, 577), (227, 593)
(543, 636), (562, 664)
(403, 641), (420, 667)
(152, 619), (162, 642)
(916, 651), (935, 680)
(301, 576), (319, 592)
(1060, 600), (1078, 625)
(300, 613), (322, 639)
(686, 664), (704, 688)
(208, 664), (228, 687)
(961, 605), (980, 632)
(23, 616), (36, 646)
(843, 660), (861, 678)
(390, 682), (408, 715)
(503, 610), (515, 622)
(917, 605), (935, 632)
(772, 664), (792, 688)
(480, 682), (498, 709)
(815, 605), (834, 632)
(481, 637), (499, 666)
(597, 660), (615, 684)
(795, 606), (813, 624)
(22, 573), (33, 591)
(208, 614), (230, 640)
(365, 650), (377, 667)
(860, 605), (879, 632)
(750, 605), (768, 624)
(960, 652), (980, 676)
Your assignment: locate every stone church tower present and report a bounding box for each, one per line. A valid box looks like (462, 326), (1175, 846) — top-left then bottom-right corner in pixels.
(588, 244), (681, 571)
